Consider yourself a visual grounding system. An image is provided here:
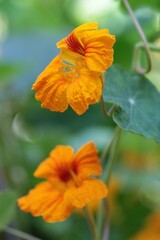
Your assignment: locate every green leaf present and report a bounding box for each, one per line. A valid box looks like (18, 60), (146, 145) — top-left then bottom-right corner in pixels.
(103, 66), (160, 142)
(0, 191), (17, 231)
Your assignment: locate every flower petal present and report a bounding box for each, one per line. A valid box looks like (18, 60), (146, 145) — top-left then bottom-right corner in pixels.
(43, 195), (72, 223)
(32, 55), (69, 113)
(59, 48), (85, 68)
(66, 68), (102, 115)
(56, 22), (98, 49)
(18, 181), (73, 222)
(74, 142), (102, 178)
(72, 22), (98, 33)
(57, 22), (115, 72)
(34, 145), (74, 182)
(84, 29), (115, 72)
(65, 178), (108, 208)
(77, 29), (115, 71)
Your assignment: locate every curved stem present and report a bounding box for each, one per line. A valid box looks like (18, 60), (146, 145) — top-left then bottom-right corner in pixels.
(100, 73), (117, 117)
(122, 0), (152, 74)
(147, 43), (160, 52)
(135, 42), (160, 52)
(101, 96), (117, 117)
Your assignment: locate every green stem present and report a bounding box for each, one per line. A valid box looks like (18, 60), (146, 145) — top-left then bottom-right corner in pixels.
(122, 0), (152, 74)
(102, 127), (121, 184)
(136, 42), (160, 52)
(96, 199), (105, 240)
(97, 127), (121, 239)
(84, 206), (98, 240)
(101, 96), (117, 117)
(100, 140), (112, 164)
(3, 226), (42, 240)
(101, 129), (118, 164)
(148, 43), (160, 52)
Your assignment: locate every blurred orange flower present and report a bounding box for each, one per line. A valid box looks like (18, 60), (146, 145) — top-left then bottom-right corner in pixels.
(57, 22), (116, 72)
(131, 211), (160, 240)
(32, 55), (102, 115)
(18, 142), (108, 222)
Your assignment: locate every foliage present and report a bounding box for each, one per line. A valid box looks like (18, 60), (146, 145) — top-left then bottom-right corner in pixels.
(0, 0), (160, 240)
(0, 191), (17, 231)
(103, 66), (160, 142)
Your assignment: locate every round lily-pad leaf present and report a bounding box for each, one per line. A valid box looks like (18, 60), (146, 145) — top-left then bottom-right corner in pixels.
(103, 66), (160, 142)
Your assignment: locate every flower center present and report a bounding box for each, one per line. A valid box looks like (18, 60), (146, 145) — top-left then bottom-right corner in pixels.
(65, 33), (85, 56)
(58, 170), (72, 182)
(60, 65), (80, 83)
(58, 163), (79, 186)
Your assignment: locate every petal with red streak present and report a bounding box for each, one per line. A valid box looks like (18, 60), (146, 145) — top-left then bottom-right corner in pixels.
(34, 146), (74, 181)
(74, 142), (102, 178)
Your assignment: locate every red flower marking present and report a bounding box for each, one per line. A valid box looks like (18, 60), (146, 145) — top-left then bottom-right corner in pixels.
(66, 33), (85, 55)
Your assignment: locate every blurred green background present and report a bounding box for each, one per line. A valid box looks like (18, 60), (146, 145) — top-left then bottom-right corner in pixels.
(0, 0), (160, 239)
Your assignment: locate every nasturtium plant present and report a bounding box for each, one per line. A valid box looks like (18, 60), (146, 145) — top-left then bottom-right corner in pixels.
(1, 0), (160, 238)
(103, 65), (160, 143)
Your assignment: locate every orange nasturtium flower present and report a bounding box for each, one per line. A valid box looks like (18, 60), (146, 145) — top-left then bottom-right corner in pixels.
(57, 22), (116, 72)
(32, 22), (115, 115)
(18, 142), (108, 222)
(32, 55), (102, 115)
